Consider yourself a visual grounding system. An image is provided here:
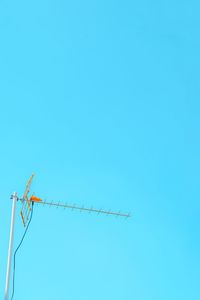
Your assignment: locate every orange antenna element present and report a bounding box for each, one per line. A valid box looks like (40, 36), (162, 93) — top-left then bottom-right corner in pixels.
(30, 196), (42, 203)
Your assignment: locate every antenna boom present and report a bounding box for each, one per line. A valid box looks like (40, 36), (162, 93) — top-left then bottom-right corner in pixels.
(36, 201), (130, 218)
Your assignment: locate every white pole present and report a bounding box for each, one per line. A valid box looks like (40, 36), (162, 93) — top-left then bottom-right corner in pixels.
(5, 192), (18, 300)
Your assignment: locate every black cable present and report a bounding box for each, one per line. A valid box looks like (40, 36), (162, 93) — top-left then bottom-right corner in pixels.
(10, 202), (34, 300)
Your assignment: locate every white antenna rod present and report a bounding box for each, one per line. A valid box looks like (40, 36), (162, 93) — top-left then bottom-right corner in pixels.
(5, 192), (17, 300)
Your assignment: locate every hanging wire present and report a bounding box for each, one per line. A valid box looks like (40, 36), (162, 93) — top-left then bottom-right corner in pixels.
(11, 202), (34, 300)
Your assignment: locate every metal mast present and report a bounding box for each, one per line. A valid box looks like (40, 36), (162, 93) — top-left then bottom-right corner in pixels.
(5, 192), (18, 300)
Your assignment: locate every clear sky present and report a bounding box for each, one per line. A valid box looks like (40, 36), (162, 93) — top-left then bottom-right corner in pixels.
(0, 0), (199, 299)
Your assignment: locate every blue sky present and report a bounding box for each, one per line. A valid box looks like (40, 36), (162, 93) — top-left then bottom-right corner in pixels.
(0, 0), (199, 299)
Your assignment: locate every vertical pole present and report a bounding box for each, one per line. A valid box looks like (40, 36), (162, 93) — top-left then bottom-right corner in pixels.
(5, 192), (17, 300)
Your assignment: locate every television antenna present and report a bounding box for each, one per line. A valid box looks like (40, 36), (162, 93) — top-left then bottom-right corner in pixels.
(5, 174), (130, 300)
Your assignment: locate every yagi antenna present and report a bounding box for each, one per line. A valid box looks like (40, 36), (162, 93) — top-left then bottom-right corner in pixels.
(19, 174), (130, 226)
(5, 174), (130, 300)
